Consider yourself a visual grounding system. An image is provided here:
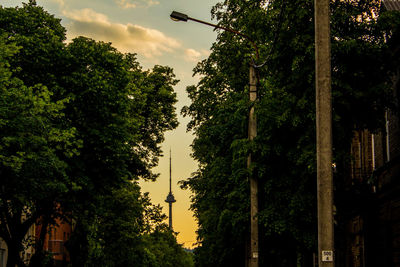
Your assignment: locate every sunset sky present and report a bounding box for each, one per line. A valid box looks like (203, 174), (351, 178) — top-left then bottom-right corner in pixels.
(4, 0), (220, 248)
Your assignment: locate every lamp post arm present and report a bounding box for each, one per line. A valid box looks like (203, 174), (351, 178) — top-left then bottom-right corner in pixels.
(187, 16), (259, 60)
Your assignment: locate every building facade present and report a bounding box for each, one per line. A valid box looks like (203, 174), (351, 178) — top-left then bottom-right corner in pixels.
(0, 218), (71, 266)
(336, 107), (400, 266)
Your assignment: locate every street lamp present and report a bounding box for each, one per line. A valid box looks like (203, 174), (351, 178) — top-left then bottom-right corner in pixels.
(170, 11), (260, 267)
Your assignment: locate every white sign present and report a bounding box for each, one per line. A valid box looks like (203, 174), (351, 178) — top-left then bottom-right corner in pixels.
(252, 252), (259, 259)
(321, 250), (333, 262)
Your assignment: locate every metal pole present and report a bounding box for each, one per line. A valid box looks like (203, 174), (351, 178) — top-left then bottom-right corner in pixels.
(315, 0), (334, 266)
(248, 64), (259, 267)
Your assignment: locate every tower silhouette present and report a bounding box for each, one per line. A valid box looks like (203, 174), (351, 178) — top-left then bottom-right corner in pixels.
(165, 149), (176, 229)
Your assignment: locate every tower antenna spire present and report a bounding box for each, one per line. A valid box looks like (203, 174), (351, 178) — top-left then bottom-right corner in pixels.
(165, 148), (176, 229)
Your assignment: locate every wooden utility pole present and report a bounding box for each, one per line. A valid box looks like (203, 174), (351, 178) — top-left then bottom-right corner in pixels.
(315, 0), (334, 266)
(248, 64), (258, 267)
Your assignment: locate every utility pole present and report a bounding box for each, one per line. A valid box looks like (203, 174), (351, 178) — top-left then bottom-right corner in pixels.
(248, 64), (259, 267)
(315, 0), (334, 266)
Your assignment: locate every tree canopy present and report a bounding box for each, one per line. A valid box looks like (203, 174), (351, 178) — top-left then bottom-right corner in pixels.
(0, 32), (78, 267)
(181, 0), (400, 266)
(0, 1), (190, 266)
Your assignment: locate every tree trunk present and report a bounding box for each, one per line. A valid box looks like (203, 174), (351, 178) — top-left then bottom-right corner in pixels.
(6, 241), (26, 267)
(65, 220), (89, 266)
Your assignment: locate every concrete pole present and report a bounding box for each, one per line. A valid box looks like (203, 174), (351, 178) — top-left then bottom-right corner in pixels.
(315, 0), (334, 266)
(169, 202), (173, 229)
(248, 64), (259, 267)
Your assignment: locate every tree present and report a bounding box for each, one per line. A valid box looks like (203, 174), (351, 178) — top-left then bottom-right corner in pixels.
(0, 0), (66, 91)
(60, 36), (179, 264)
(0, 33), (78, 267)
(141, 227), (195, 267)
(82, 183), (153, 266)
(1, 2), (181, 266)
(181, 0), (399, 266)
(0, 3), (81, 265)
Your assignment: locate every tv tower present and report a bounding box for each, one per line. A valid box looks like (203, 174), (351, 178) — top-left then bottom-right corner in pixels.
(165, 149), (176, 229)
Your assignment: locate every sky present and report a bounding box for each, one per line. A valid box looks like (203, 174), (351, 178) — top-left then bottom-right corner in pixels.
(3, 0), (220, 248)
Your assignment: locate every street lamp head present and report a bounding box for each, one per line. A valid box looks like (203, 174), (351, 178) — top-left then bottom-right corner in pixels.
(170, 11), (188, 22)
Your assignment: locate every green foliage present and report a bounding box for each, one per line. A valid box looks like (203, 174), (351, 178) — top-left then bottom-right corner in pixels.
(60, 36), (180, 265)
(80, 183), (192, 267)
(83, 183), (147, 266)
(0, 0), (66, 88)
(141, 228), (195, 267)
(0, 31), (78, 266)
(64, 37), (178, 184)
(0, 2), (183, 266)
(182, 0), (399, 266)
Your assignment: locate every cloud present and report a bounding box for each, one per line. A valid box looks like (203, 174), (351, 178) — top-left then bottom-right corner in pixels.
(63, 8), (109, 23)
(116, 0), (136, 9)
(184, 49), (201, 62)
(184, 48), (210, 62)
(63, 8), (180, 58)
(115, 0), (160, 9)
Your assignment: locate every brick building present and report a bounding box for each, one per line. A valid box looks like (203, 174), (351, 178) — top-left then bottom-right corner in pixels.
(0, 217), (71, 266)
(35, 218), (72, 266)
